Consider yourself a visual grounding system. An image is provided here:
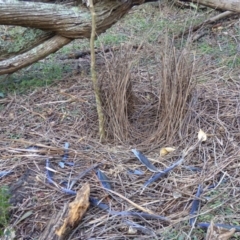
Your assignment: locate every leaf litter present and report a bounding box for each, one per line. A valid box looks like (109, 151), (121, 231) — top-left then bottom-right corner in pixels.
(1, 40), (240, 239)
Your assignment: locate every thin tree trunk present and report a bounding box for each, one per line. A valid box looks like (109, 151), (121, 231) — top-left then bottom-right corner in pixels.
(89, 0), (105, 141)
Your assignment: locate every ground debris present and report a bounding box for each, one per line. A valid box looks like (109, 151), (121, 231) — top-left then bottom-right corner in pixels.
(39, 183), (90, 240)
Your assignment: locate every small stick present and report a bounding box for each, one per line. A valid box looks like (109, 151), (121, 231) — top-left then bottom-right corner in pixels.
(106, 188), (154, 215)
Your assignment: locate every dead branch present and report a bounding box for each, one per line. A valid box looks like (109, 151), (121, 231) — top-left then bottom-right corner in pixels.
(0, 35), (72, 75)
(190, 0), (240, 12)
(0, 31), (54, 61)
(39, 183), (90, 240)
(175, 11), (238, 40)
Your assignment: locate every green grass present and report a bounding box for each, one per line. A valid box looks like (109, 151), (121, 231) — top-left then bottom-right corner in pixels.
(161, 185), (240, 239)
(0, 26), (45, 56)
(0, 186), (10, 236)
(194, 30), (240, 69)
(161, 223), (205, 239)
(196, 188), (240, 236)
(0, 58), (66, 94)
(96, 32), (128, 46)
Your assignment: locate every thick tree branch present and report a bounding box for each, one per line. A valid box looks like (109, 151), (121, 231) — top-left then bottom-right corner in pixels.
(190, 0), (240, 12)
(0, 35), (72, 75)
(0, 0), (135, 74)
(0, 0), (132, 39)
(0, 31), (54, 61)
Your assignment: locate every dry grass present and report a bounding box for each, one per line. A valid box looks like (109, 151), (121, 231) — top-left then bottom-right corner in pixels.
(1, 40), (240, 239)
(99, 45), (135, 143)
(142, 39), (196, 147)
(99, 39), (196, 149)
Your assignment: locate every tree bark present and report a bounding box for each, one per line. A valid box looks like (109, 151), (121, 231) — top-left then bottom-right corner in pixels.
(0, 0), (136, 74)
(0, 31), (54, 61)
(0, 35), (72, 74)
(0, 0), (132, 39)
(190, 0), (240, 12)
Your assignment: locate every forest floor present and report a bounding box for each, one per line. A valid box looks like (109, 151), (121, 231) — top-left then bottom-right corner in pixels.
(1, 1), (240, 239)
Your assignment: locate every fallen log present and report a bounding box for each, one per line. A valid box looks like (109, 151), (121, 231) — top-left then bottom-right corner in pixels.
(0, 0), (143, 74)
(0, 0), (135, 39)
(0, 35), (72, 75)
(190, 0), (240, 12)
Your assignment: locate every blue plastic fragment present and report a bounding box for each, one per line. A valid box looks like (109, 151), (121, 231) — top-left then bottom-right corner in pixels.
(58, 162), (65, 168)
(143, 172), (167, 189)
(128, 169), (144, 175)
(65, 161), (74, 166)
(184, 166), (202, 172)
(62, 142), (69, 161)
(89, 197), (110, 211)
(96, 169), (112, 190)
(207, 176), (228, 189)
(189, 185), (203, 226)
(89, 197), (169, 221)
(143, 157), (184, 189)
(61, 188), (77, 195)
(59, 143), (74, 168)
(46, 159), (55, 184)
(58, 161), (74, 168)
(198, 222), (240, 232)
(59, 180), (68, 188)
(163, 157), (184, 173)
(0, 171), (13, 178)
(207, 184), (217, 189)
(64, 142), (69, 148)
(131, 149), (160, 172)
